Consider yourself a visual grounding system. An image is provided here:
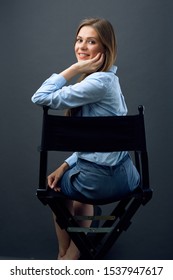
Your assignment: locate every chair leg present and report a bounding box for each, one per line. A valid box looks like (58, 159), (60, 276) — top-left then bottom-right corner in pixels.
(94, 197), (132, 246)
(95, 198), (142, 259)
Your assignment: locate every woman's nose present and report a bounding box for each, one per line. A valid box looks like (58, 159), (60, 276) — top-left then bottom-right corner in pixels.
(80, 41), (87, 49)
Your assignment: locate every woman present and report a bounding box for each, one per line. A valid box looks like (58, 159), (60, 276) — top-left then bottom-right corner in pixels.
(32, 18), (140, 260)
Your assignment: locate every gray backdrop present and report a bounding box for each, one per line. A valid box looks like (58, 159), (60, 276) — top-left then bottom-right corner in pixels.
(0, 0), (173, 259)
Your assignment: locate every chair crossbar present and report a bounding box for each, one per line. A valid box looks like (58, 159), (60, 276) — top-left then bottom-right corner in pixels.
(74, 215), (115, 221)
(67, 227), (113, 233)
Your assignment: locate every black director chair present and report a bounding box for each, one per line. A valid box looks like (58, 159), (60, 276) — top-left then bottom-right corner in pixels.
(36, 105), (153, 260)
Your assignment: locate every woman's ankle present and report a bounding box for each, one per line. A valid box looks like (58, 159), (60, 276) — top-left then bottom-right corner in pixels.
(60, 241), (80, 260)
(58, 246), (68, 260)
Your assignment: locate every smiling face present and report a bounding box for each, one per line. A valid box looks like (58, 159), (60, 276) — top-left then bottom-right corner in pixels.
(75, 25), (105, 61)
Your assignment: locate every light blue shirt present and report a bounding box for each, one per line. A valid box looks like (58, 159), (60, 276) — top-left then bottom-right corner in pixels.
(32, 66), (128, 167)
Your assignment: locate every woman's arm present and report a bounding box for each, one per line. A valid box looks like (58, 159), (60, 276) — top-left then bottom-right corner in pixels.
(47, 152), (77, 191)
(31, 54), (105, 108)
(47, 162), (69, 192)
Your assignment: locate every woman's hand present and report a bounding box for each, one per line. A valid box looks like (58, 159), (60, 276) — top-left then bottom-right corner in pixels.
(47, 162), (69, 192)
(76, 53), (105, 74)
(60, 53), (104, 81)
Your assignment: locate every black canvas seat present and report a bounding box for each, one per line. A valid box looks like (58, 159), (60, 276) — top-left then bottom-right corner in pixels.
(36, 105), (153, 259)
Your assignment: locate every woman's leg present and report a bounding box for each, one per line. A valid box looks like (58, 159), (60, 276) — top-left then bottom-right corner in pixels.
(53, 213), (70, 259)
(60, 201), (94, 260)
(53, 199), (73, 259)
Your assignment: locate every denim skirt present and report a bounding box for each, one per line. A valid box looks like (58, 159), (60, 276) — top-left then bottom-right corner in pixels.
(59, 154), (140, 204)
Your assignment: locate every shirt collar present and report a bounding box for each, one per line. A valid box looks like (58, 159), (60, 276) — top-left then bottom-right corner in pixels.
(108, 65), (117, 74)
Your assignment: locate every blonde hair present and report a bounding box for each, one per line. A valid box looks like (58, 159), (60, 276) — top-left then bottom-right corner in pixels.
(66, 18), (117, 116)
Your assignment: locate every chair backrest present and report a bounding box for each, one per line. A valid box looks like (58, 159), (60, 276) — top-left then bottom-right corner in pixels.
(39, 105), (150, 192)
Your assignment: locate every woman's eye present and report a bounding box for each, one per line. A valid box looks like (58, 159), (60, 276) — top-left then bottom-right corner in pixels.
(76, 38), (96, 44)
(88, 40), (96, 44)
(76, 38), (83, 43)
